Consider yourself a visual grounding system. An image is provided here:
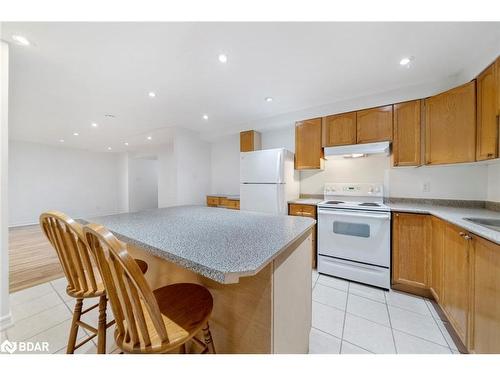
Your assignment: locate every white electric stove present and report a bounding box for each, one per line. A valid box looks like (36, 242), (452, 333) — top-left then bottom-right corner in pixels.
(317, 183), (391, 289)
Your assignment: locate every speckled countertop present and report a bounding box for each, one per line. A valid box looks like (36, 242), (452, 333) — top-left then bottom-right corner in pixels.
(86, 205), (315, 284)
(288, 198), (323, 205)
(387, 203), (500, 245)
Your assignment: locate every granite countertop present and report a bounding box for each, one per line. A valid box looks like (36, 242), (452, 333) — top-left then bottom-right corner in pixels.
(86, 205), (315, 284)
(387, 203), (500, 245)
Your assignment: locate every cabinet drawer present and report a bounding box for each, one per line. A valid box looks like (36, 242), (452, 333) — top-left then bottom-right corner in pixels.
(223, 199), (240, 210)
(289, 204), (317, 218)
(207, 196), (220, 206)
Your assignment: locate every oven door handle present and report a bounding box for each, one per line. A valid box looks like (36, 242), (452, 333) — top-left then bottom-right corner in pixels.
(318, 209), (390, 220)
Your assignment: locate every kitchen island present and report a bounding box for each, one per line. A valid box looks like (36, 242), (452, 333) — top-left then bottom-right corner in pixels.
(87, 205), (315, 354)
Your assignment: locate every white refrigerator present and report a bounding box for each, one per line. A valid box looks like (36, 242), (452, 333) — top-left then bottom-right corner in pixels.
(240, 148), (299, 215)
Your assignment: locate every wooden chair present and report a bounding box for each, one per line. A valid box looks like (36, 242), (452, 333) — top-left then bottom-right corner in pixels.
(83, 222), (216, 354)
(39, 211), (147, 354)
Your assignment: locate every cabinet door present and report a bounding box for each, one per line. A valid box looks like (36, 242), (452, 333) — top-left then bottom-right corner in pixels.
(295, 118), (324, 170)
(393, 100), (422, 166)
(476, 61), (499, 160)
(240, 130), (261, 152)
(442, 223), (471, 345)
(472, 235), (500, 353)
(288, 204), (317, 268)
(430, 217), (445, 302)
(425, 81), (476, 165)
(392, 212), (430, 291)
(356, 105), (393, 143)
(322, 112), (356, 146)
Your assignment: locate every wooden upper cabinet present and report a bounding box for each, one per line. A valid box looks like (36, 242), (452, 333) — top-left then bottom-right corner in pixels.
(393, 100), (422, 167)
(356, 105), (393, 144)
(430, 216), (445, 303)
(295, 118), (324, 170)
(476, 60), (499, 160)
(392, 212), (431, 293)
(472, 235), (500, 353)
(322, 112), (357, 146)
(442, 223), (472, 346)
(240, 130), (261, 152)
(424, 81), (476, 165)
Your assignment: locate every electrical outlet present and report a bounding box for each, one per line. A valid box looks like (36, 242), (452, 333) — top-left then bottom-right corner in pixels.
(422, 182), (431, 193)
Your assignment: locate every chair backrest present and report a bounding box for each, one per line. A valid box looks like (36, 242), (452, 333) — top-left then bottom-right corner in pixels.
(39, 211), (101, 297)
(83, 223), (169, 348)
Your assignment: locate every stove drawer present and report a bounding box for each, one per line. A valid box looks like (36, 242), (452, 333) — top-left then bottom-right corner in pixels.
(318, 255), (390, 290)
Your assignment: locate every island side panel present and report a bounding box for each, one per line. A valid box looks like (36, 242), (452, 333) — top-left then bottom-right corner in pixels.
(272, 231), (312, 354)
(126, 244), (273, 354)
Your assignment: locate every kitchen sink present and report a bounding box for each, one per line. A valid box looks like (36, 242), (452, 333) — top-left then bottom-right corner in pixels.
(464, 217), (500, 232)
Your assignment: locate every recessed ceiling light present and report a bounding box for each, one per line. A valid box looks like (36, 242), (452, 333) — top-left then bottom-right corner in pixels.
(91, 122), (98, 128)
(218, 54), (228, 63)
(148, 92), (156, 98)
(147, 136), (152, 140)
(202, 114), (209, 120)
(399, 57), (414, 67)
(59, 139), (65, 143)
(12, 35), (30, 46)
(265, 97), (273, 102)
(124, 142), (129, 146)
(73, 132), (79, 136)
(107, 147), (112, 151)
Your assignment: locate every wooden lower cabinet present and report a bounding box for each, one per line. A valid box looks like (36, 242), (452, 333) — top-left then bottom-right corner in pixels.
(430, 216), (445, 302)
(441, 223), (472, 347)
(393, 213), (500, 353)
(391, 212), (431, 295)
(471, 235), (500, 353)
(288, 203), (317, 269)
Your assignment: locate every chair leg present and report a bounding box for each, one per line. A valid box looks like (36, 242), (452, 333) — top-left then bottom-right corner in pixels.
(96, 295), (107, 354)
(202, 323), (216, 354)
(67, 298), (83, 354)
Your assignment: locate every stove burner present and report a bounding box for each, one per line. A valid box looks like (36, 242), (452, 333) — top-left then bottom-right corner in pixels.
(359, 202), (380, 207)
(323, 200), (345, 204)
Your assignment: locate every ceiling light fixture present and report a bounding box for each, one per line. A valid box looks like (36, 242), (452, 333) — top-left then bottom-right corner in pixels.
(73, 132), (79, 136)
(12, 35), (30, 46)
(399, 56), (414, 67)
(265, 97), (273, 102)
(124, 142), (129, 146)
(107, 147), (112, 151)
(59, 139), (65, 143)
(218, 54), (228, 63)
(91, 122), (98, 128)
(202, 114), (209, 120)
(148, 92), (156, 98)
(147, 136), (152, 140)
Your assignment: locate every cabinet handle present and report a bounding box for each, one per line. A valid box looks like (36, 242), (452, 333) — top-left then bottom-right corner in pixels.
(459, 232), (466, 237)
(464, 234), (472, 240)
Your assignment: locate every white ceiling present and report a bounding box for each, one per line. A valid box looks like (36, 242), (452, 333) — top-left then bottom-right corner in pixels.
(3, 22), (500, 152)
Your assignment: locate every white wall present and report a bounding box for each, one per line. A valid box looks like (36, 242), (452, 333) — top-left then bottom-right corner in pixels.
(210, 134), (240, 195)
(174, 130), (211, 205)
(8, 140), (129, 226)
(487, 161), (500, 202)
(0, 38), (11, 330)
(128, 157), (158, 212)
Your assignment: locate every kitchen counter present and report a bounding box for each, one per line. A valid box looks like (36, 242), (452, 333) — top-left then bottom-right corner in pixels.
(288, 198), (323, 205)
(88, 205), (315, 283)
(387, 203), (500, 245)
(87, 205), (314, 353)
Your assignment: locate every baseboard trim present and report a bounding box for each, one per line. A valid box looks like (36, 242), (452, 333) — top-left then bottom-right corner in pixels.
(0, 312), (13, 332)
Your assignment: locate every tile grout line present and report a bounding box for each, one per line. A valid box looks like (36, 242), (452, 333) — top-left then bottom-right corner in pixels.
(424, 298), (455, 352)
(384, 290), (398, 353)
(338, 282), (350, 354)
(342, 338), (375, 354)
(391, 327), (453, 351)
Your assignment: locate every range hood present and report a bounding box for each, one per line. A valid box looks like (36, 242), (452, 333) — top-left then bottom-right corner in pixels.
(324, 141), (390, 159)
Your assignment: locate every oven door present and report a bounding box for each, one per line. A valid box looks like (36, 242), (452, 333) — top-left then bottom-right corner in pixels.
(318, 208), (390, 267)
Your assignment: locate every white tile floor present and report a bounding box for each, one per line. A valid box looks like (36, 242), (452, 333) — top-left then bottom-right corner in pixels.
(2, 272), (461, 354)
(310, 270), (460, 354)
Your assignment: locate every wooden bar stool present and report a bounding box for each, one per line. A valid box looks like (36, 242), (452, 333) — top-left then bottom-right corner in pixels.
(39, 211), (148, 354)
(83, 223), (216, 354)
